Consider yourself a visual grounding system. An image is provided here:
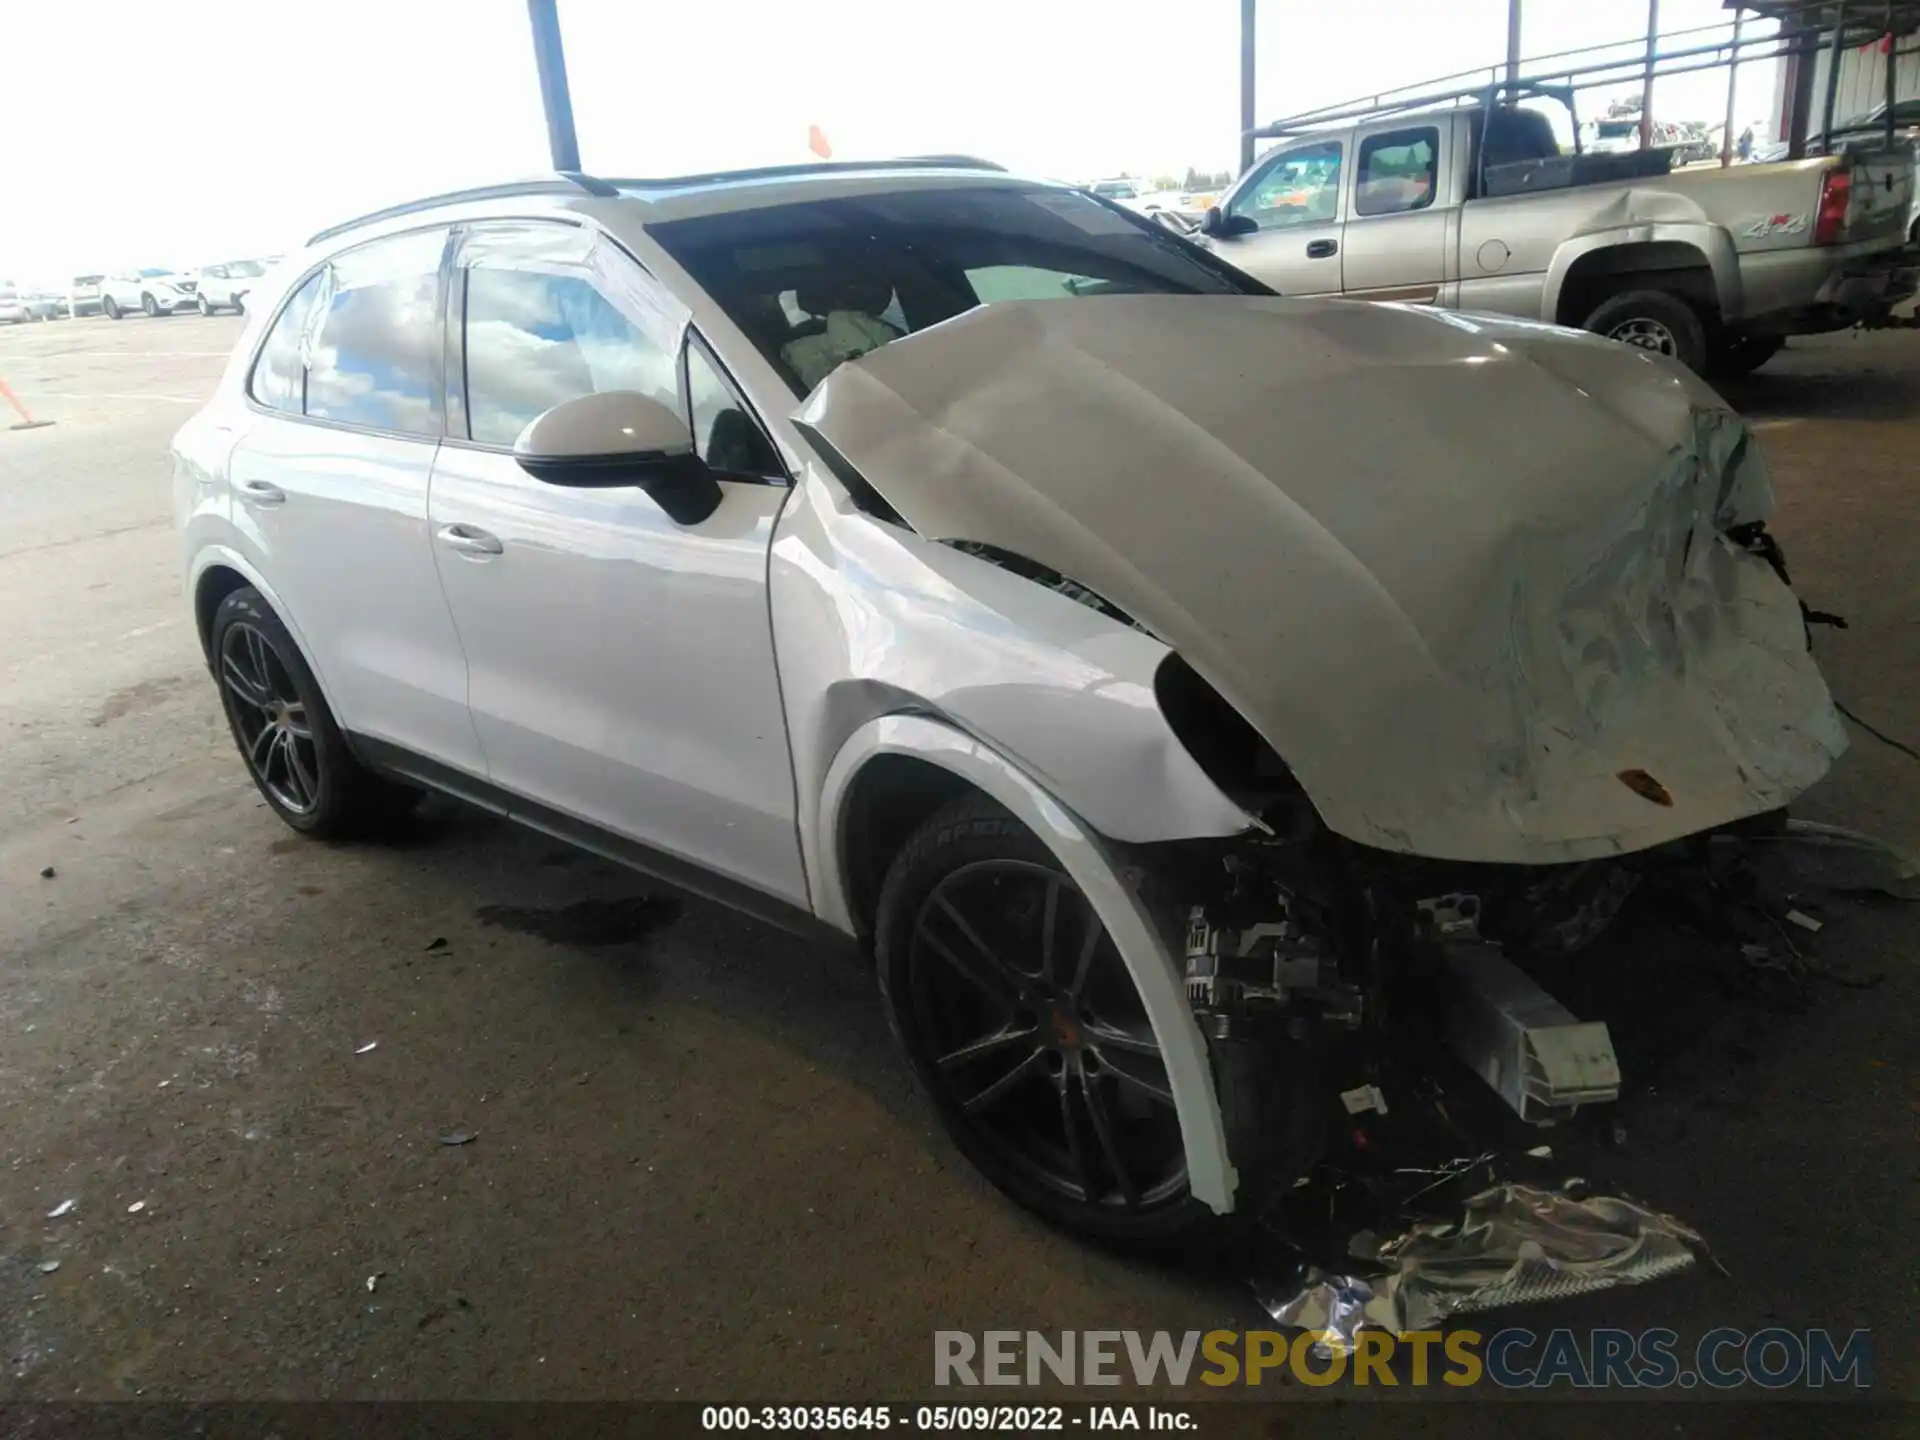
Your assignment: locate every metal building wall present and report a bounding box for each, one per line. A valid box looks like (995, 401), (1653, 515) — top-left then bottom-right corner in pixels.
(1776, 30), (1920, 127)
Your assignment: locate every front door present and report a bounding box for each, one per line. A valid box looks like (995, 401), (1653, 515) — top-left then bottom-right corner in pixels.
(1209, 138), (1346, 296)
(426, 220), (807, 908)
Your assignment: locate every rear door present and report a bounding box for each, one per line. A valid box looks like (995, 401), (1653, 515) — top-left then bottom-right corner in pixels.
(1208, 137), (1347, 295)
(227, 227), (487, 775)
(1340, 122), (1449, 303)
(426, 220), (807, 906)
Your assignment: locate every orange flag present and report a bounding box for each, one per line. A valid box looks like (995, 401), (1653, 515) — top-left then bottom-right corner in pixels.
(808, 125), (833, 159)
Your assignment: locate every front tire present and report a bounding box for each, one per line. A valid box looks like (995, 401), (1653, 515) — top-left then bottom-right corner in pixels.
(197, 294), (213, 316)
(875, 795), (1216, 1245)
(141, 293), (159, 317)
(209, 587), (420, 839)
(1707, 334), (1784, 379)
(1583, 289), (1709, 375)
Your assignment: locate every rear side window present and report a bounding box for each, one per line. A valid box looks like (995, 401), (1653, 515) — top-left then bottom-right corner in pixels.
(463, 267), (679, 446)
(303, 229), (446, 435)
(249, 272), (325, 415)
(1355, 127), (1439, 216)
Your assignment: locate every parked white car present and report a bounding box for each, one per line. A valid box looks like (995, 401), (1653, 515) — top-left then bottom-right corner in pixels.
(0, 283), (26, 324)
(68, 274), (107, 317)
(172, 162), (1845, 1244)
(194, 259), (269, 314)
(101, 267), (199, 318)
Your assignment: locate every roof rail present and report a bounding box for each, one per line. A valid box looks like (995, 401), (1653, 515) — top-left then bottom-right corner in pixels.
(305, 172), (620, 246)
(606, 155), (1008, 189)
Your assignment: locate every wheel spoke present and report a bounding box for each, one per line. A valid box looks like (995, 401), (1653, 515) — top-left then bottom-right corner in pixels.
(1102, 1057), (1176, 1109)
(284, 735), (319, 807)
(1059, 1077), (1103, 1203)
(247, 720), (277, 768)
(1067, 894), (1104, 1000)
(1083, 1017), (1161, 1057)
(1080, 1072), (1139, 1207)
(919, 897), (1020, 1005)
(221, 654), (269, 710)
(936, 1021), (1039, 1072)
(1039, 875), (1062, 986)
(281, 703), (311, 739)
(245, 627), (274, 693)
(959, 1045), (1048, 1113)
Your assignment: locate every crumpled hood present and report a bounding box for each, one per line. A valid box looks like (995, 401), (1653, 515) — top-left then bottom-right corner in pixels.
(797, 296), (1845, 863)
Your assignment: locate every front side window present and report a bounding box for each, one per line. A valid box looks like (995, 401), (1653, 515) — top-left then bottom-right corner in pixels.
(1355, 127), (1439, 216)
(686, 337), (782, 477)
(304, 229), (446, 436)
(649, 185), (1266, 397)
(248, 271), (326, 415)
(462, 266), (680, 447)
(1228, 142), (1344, 229)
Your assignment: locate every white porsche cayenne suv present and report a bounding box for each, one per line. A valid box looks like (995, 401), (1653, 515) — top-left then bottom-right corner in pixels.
(174, 159), (1844, 1244)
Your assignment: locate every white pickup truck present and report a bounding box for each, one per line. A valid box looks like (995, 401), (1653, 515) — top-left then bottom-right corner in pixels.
(1202, 97), (1917, 376)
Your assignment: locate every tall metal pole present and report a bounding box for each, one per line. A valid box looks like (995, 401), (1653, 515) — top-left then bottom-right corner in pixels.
(1239, 0), (1257, 174)
(1885, 2), (1899, 147)
(527, 0), (582, 173)
(1722, 7), (1743, 165)
(1505, 0), (1523, 85)
(1640, 0), (1660, 149)
(1820, 0), (1850, 146)
(1785, 24), (1818, 157)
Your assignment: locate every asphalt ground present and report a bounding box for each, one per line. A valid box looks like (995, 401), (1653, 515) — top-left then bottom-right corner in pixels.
(0, 312), (1914, 1426)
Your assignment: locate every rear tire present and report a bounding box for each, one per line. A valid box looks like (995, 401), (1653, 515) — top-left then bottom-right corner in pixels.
(102, 295), (122, 320)
(1583, 289), (1709, 375)
(209, 587), (420, 839)
(875, 794), (1226, 1246)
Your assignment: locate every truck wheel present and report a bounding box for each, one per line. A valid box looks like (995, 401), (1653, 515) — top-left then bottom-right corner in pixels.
(1583, 290), (1708, 374)
(1708, 334), (1783, 379)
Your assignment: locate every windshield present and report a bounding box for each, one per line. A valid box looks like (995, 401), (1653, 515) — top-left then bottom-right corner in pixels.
(228, 259), (267, 277)
(1595, 120), (1639, 139)
(137, 267), (172, 278)
(1091, 181), (1138, 198)
(650, 184), (1269, 396)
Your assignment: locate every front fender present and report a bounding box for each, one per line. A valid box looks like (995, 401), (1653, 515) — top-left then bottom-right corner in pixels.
(817, 712), (1237, 1214)
(1543, 220), (1743, 324)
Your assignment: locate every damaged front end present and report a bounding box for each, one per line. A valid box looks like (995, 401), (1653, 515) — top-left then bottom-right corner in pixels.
(795, 294), (1853, 1217)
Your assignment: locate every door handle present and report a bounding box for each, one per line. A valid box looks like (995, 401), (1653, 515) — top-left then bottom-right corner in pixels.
(436, 523), (504, 557)
(1306, 239), (1339, 259)
(236, 479), (286, 506)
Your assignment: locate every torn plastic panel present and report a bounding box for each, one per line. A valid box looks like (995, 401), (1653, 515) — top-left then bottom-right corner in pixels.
(796, 296), (1845, 866)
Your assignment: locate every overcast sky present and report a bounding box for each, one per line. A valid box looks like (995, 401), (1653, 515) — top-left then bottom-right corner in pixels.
(1, 0), (1783, 284)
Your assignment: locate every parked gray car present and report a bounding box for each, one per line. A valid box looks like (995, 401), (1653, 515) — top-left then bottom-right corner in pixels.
(1204, 98), (1917, 376)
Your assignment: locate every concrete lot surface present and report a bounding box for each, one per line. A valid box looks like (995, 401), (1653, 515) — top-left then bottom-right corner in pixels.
(0, 314), (1915, 1416)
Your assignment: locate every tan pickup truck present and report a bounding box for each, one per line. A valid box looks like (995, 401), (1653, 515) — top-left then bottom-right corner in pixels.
(1201, 100), (1917, 376)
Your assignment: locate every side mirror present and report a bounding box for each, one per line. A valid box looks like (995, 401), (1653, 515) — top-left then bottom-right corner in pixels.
(1202, 207), (1256, 239)
(514, 390), (723, 525)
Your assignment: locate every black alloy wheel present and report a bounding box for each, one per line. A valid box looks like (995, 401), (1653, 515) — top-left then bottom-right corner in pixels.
(878, 798), (1211, 1243)
(208, 586), (419, 838)
(219, 619), (321, 816)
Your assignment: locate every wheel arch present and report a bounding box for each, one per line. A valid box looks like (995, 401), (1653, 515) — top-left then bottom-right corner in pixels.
(1545, 225), (1741, 328)
(187, 548), (330, 696)
(817, 712), (1237, 1214)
